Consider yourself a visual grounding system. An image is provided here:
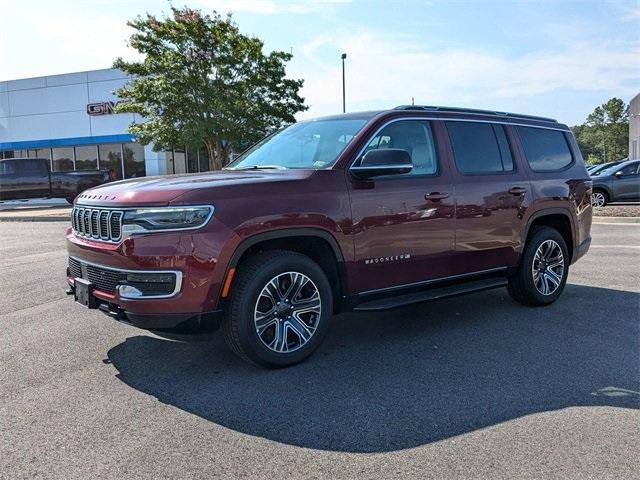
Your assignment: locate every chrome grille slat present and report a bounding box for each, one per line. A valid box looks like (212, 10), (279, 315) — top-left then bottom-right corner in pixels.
(91, 210), (100, 238)
(71, 206), (124, 243)
(99, 211), (109, 240)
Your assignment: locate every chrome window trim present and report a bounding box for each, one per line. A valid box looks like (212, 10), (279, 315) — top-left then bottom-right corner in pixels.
(350, 164), (414, 170)
(347, 116), (571, 172)
(69, 256), (183, 299)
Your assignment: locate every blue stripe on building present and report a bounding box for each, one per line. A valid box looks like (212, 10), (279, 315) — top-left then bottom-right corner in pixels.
(0, 134), (136, 150)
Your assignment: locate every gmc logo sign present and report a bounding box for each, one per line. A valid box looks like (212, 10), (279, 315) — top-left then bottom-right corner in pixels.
(86, 101), (122, 116)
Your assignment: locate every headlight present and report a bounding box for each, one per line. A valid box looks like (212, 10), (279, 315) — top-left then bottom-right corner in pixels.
(122, 206), (213, 234)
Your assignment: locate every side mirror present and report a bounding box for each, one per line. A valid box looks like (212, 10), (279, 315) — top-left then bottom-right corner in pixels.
(351, 149), (412, 178)
(614, 171), (623, 177)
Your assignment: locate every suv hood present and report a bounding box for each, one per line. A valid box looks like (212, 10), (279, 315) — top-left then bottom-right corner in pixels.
(75, 169), (316, 207)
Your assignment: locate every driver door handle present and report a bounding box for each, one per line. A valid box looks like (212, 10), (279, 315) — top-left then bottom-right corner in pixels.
(508, 186), (527, 196)
(424, 192), (450, 201)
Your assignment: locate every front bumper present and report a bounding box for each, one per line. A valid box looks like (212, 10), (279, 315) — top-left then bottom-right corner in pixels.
(65, 219), (235, 331)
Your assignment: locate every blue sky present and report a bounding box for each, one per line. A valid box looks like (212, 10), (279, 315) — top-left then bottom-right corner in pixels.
(1, 0), (638, 125)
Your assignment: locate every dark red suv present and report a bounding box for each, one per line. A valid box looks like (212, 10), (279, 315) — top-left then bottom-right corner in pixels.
(66, 106), (592, 367)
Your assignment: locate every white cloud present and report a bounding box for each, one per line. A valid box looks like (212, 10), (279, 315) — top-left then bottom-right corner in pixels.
(197, 0), (351, 15)
(290, 30), (640, 119)
(0, 6), (138, 80)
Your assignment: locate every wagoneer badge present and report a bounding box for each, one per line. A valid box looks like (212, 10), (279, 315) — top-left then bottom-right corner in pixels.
(364, 254), (411, 265)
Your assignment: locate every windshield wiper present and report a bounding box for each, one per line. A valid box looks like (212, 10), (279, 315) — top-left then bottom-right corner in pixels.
(229, 165), (289, 171)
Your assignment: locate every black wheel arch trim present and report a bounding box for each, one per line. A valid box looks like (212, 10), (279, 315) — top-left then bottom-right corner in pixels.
(224, 227), (348, 308)
(522, 207), (577, 253)
(591, 185), (611, 198)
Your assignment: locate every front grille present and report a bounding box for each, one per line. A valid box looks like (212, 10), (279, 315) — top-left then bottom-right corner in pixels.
(68, 257), (179, 297)
(72, 206), (123, 242)
(68, 257), (126, 293)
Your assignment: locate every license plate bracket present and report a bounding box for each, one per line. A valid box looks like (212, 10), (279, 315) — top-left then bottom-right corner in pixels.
(74, 278), (97, 309)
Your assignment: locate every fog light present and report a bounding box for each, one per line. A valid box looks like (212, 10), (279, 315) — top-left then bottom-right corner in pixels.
(118, 284), (144, 298)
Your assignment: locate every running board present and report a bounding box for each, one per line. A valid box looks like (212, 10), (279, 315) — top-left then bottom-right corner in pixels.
(353, 277), (508, 312)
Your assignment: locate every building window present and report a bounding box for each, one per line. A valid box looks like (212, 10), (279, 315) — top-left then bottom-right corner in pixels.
(123, 143), (146, 178)
(173, 148), (186, 174)
(199, 148), (209, 172)
(98, 144), (123, 180)
(52, 147), (74, 172)
(75, 145), (98, 171)
(187, 148), (199, 173)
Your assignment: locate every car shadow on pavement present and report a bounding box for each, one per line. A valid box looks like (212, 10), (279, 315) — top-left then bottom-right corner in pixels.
(107, 284), (639, 453)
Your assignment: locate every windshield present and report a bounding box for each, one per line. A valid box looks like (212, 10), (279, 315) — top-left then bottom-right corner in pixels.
(226, 118), (367, 170)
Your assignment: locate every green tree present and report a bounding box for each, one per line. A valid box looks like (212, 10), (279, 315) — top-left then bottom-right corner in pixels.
(573, 98), (629, 164)
(113, 7), (307, 170)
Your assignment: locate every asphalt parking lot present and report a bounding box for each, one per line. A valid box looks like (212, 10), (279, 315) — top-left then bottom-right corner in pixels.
(1, 222), (638, 479)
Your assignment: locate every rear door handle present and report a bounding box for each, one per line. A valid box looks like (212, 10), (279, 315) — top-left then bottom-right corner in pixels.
(424, 192), (450, 201)
(508, 186), (527, 195)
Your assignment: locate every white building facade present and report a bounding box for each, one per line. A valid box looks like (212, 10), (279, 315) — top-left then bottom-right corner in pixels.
(0, 68), (211, 178)
(629, 93), (639, 160)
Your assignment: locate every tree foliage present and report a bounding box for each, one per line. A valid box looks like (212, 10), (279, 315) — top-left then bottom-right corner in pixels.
(114, 7), (307, 170)
(572, 98), (629, 165)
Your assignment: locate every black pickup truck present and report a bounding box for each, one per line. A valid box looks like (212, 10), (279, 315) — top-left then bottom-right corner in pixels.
(0, 158), (113, 204)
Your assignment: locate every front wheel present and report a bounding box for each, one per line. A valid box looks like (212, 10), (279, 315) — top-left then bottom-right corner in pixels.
(591, 190), (608, 207)
(508, 226), (569, 306)
(222, 250), (333, 368)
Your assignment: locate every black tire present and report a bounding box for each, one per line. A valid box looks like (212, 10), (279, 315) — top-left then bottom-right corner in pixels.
(591, 189), (609, 207)
(507, 226), (569, 306)
(222, 250), (333, 368)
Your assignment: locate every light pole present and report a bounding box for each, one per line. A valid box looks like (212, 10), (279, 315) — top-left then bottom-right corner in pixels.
(341, 53), (347, 113)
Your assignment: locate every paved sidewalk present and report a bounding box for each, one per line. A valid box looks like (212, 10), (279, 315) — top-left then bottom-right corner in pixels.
(0, 207), (71, 222)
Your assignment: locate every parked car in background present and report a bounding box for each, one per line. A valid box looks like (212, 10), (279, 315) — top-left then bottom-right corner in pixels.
(590, 159), (640, 206)
(589, 160), (625, 177)
(65, 106), (592, 368)
(0, 158), (113, 204)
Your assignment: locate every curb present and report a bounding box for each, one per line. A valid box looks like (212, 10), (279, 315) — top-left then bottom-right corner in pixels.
(592, 216), (640, 224)
(0, 216), (70, 223)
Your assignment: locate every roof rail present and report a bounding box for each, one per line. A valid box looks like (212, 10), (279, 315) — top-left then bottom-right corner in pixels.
(393, 105), (558, 123)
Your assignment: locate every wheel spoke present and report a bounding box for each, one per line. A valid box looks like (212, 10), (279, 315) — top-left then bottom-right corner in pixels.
(255, 310), (276, 335)
(286, 315), (314, 344)
(263, 278), (283, 303)
(269, 320), (288, 352)
(292, 292), (321, 312)
(283, 273), (308, 301)
(544, 269), (562, 288)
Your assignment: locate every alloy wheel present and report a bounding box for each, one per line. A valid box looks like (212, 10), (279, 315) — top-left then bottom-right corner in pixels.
(531, 239), (565, 296)
(591, 192), (606, 207)
(254, 271), (322, 353)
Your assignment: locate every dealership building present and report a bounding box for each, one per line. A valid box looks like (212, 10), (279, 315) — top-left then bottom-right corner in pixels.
(630, 93), (639, 160)
(0, 68), (211, 179)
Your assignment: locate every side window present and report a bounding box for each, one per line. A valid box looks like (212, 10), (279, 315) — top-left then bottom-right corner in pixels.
(22, 160), (47, 175)
(446, 121), (514, 174)
(617, 162), (640, 176)
(360, 120), (438, 175)
(517, 126), (573, 171)
(0, 162), (17, 175)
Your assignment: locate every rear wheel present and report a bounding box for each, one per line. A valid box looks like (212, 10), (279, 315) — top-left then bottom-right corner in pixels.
(508, 226), (569, 306)
(222, 250), (333, 368)
(591, 190), (608, 207)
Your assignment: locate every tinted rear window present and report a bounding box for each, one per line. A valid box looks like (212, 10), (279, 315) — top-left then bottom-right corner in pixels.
(446, 122), (514, 174)
(517, 126), (573, 171)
